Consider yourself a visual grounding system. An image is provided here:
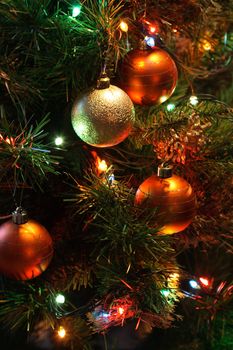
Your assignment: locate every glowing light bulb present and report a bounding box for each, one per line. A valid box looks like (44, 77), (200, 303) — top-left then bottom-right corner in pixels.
(145, 36), (155, 47)
(120, 21), (128, 32)
(202, 40), (212, 51)
(167, 103), (175, 111)
(160, 95), (168, 103)
(58, 326), (66, 338)
(224, 32), (228, 45)
(118, 307), (124, 315)
(189, 95), (198, 106)
(98, 159), (108, 172)
(55, 294), (65, 304)
(161, 289), (170, 297)
(149, 26), (156, 34)
(108, 173), (115, 184)
(72, 5), (82, 17)
(199, 277), (209, 287)
(189, 280), (200, 289)
(55, 136), (64, 146)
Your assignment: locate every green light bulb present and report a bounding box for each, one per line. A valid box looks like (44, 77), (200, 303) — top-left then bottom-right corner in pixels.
(161, 289), (170, 297)
(72, 5), (82, 17)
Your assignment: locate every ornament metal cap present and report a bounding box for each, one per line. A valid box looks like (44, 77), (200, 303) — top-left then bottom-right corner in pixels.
(97, 72), (110, 89)
(157, 165), (173, 179)
(12, 207), (28, 225)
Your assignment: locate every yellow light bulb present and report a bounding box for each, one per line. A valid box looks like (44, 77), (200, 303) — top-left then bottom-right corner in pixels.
(118, 307), (124, 315)
(98, 159), (108, 172)
(202, 40), (212, 51)
(58, 326), (66, 338)
(120, 21), (128, 32)
(159, 95), (168, 103)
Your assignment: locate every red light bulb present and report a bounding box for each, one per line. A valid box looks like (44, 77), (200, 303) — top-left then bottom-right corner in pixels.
(199, 277), (209, 287)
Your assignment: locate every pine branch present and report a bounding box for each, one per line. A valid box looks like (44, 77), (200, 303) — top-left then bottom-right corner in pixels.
(0, 112), (60, 190)
(0, 282), (56, 331)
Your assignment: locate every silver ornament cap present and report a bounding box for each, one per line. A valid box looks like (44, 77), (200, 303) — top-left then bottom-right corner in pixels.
(97, 72), (110, 89)
(12, 207), (28, 225)
(157, 165), (173, 179)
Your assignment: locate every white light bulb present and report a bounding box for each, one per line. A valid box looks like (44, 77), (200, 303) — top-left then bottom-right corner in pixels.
(167, 103), (175, 111)
(55, 136), (64, 146)
(108, 173), (115, 184)
(55, 294), (65, 304)
(190, 95), (199, 106)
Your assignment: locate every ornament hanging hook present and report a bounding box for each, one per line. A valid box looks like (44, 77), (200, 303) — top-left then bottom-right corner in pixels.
(143, 0), (147, 18)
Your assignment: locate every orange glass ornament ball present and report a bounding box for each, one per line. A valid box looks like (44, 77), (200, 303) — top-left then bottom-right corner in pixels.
(0, 220), (53, 280)
(135, 174), (196, 234)
(118, 47), (178, 105)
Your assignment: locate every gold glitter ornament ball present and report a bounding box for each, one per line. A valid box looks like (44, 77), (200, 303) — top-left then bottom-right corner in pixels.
(71, 75), (135, 148)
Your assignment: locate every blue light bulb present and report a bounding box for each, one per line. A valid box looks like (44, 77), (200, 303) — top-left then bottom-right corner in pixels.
(189, 279), (200, 289)
(145, 36), (155, 48)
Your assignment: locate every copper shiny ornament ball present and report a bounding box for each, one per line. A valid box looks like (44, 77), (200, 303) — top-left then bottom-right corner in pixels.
(71, 76), (135, 148)
(0, 220), (53, 280)
(118, 47), (178, 105)
(135, 174), (196, 234)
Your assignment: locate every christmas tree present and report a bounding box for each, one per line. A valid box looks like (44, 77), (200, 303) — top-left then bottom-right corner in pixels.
(0, 1), (233, 349)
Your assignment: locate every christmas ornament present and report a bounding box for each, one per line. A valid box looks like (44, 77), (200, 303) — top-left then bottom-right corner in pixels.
(0, 208), (53, 280)
(71, 73), (135, 147)
(135, 167), (196, 234)
(118, 46), (178, 105)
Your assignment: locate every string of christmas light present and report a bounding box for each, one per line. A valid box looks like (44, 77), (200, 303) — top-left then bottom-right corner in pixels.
(0, 1), (232, 349)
